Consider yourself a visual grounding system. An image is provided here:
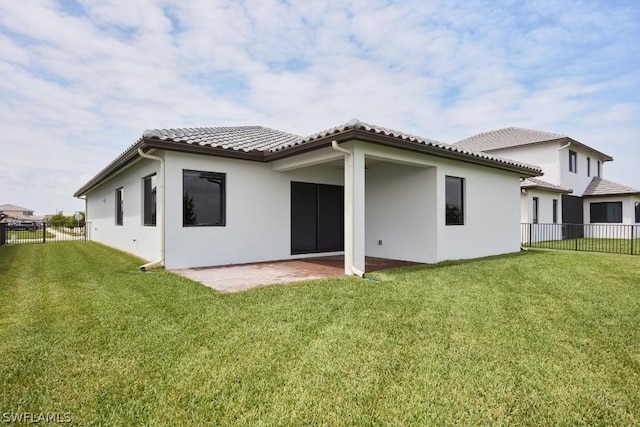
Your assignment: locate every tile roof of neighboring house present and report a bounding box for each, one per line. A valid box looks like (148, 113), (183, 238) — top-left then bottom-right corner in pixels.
(0, 204), (33, 212)
(454, 127), (613, 161)
(521, 178), (572, 194)
(75, 119), (543, 197)
(583, 177), (640, 197)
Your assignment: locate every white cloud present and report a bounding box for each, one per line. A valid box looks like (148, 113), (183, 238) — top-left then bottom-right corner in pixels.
(0, 0), (639, 215)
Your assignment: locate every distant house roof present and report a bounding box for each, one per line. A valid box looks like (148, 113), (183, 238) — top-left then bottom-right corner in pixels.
(454, 127), (613, 161)
(583, 177), (640, 197)
(0, 204), (33, 212)
(521, 178), (572, 194)
(0, 204), (42, 221)
(75, 119), (543, 197)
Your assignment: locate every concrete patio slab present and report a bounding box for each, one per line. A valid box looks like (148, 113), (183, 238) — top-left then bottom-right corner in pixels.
(170, 256), (420, 293)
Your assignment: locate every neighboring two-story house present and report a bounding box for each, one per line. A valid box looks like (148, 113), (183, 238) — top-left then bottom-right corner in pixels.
(455, 127), (640, 239)
(0, 204), (42, 223)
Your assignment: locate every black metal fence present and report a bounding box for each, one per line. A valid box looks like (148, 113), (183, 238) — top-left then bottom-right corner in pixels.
(0, 222), (90, 246)
(521, 223), (639, 255)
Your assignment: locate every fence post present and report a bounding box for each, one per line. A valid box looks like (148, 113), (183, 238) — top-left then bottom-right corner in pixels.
(632, 225), (635, 255)
(528, 223), (532, 247)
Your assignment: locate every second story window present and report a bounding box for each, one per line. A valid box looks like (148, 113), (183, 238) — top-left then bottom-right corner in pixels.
(569, 150), (577, 173)
(587, 157), (591, 177)
(597, 161), (601, 177)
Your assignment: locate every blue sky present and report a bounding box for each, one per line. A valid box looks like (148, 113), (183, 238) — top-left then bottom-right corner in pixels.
(1, 0), (638, 215)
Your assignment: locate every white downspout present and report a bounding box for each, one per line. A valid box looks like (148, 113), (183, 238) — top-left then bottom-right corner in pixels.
(558, 141), (571, 185)
(137, 148), (165, 270)
(331, 140), (365, 278)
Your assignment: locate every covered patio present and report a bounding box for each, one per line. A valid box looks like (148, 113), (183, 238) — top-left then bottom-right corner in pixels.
(170, 256), (421, 293)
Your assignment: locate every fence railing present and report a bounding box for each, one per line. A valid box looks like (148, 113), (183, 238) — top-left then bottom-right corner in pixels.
(521, 223), (639, 255)
(0, 222), (90, 245)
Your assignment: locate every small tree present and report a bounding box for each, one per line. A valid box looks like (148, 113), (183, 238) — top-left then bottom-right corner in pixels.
(49, 213), (67, 228)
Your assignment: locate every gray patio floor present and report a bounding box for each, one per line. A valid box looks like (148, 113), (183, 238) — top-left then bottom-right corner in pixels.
(170, 256), (420, 292)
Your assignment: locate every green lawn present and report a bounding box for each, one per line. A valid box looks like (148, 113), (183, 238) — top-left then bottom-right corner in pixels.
(528, 237), (640, 255)
(1, 243), (639, 426)
(50, 226), (85, 236)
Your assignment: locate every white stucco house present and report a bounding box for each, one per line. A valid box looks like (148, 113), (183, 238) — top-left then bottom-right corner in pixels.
(74, 119), (542, 274)
(455, 127), (640, 240)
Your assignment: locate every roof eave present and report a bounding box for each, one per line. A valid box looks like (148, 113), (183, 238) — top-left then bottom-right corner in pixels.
(481, 136), (614, 162)
(583, 192), (640, 198)
(74, 139), (146, 197)
(74, 138), (267, 197)
(564, 137), (614, 162)
(75, 127), (542, 197)
(522, 185), (572, 194)
(267, 129), (542, 177)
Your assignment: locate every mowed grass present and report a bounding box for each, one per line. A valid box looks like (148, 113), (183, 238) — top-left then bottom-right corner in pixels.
(530, 237), (640, 255)
(1, 243), (639, 426)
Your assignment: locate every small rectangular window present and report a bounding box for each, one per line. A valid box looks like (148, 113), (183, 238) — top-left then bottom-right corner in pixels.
(143, 175), (157, 226)
(183, 170), (226, 226)
(445, 176), (464, 225)
(635, 202), (640, 223)
(553, 199), (558, 224)
(532, 197), (539, 224)
(590, 202), (622, 223)
(569, 150), (577, 173)
(115, 187), (124, 226)
(587, 157), (591, 177)
(597, 161), (601, 177)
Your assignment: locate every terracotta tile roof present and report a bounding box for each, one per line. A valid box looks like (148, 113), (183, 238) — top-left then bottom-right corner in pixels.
(0, 204), (34, 212)
(455, 127), (613, 161)
(273, 118), (443, 151)
(583, 177), (640, 196)
(521, 178), (572, 194)
(274, 119), (542, 172)
(142, 126), (302, 153)
(455, 127), (567, 151)
(75, 119), (543, 197)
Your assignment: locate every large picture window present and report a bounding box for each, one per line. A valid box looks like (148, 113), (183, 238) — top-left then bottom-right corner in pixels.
(445, 176), (464, 225)
(115, 187), (124, 226)
(143, 174), (157, 226)
(183, 170), (226, 226)
(590, 202), (622, 223)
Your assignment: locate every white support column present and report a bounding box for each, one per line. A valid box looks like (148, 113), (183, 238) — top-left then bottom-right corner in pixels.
(352, 145), (366, 273)
(343, 149), (354, 275)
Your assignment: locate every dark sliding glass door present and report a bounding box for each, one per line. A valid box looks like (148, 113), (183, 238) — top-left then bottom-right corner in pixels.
(291, 182), (344, 254)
